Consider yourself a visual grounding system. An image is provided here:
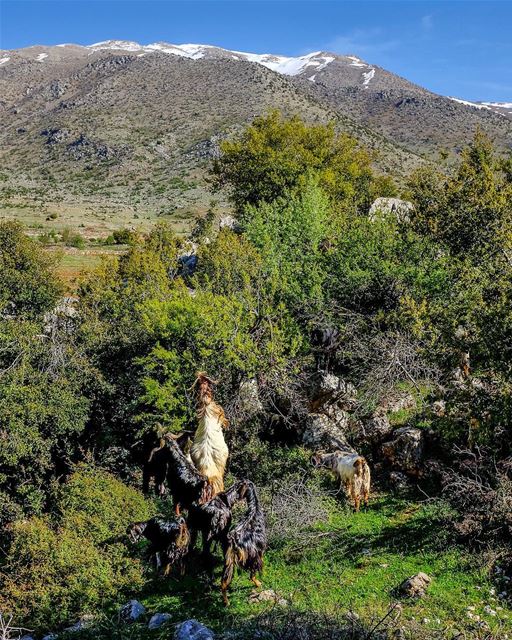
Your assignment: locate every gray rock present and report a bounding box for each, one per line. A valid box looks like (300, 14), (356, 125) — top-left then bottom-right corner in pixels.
(238, 378), (263, 415)
(360, 414), (393, 445)
(397, 572), (432, 598)
(219, 215), (241, 232)
(302, 412), (354, 452)
(382, 426), (424, 475)
(248, 589), (288, 606)
(148, 613), (172, 629)
(174, 619), (214, 640)
(309, 373), (357, 410)
(42, 635), (57, 640)
(64, 615), (95, 633)
(119, 599), (146, 623)
(369, 198), (413, 223)
(388, 471), (411, 493)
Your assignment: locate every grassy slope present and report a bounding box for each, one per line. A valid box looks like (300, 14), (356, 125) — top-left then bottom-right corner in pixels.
(111, 493), (510, 639)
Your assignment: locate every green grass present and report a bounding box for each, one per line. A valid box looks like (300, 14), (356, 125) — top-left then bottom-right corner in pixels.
(104, 494), (510, 638)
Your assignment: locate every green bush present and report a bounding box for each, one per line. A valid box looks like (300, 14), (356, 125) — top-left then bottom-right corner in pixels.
(59, 464), (154, 543)
(0, 466), (153, 631)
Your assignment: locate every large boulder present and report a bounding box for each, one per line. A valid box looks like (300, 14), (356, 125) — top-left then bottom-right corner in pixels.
(359, 414), (393, 446)
(302, 412), (355, 452)
(381, 427), (424, 475)
(174, 620), (214, 640)
(309, 373), (357, 411)
(369, 197), (413, 223)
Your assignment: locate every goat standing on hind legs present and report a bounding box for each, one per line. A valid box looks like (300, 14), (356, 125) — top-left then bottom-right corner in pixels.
(312, 451), (371, 511)
(190, 372), (229, 495)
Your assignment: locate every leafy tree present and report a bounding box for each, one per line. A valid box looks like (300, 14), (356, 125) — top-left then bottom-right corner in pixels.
(211, 110), (380, 222)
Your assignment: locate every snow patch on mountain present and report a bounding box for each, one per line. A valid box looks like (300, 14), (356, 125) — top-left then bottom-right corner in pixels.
(347, 55), (367, 68)
(481, 102), (512, 110)
(85, 40), (336, 76)
(362, 69), (375, 86)
(449, 97), (492, 110)
(36, 53), (48, 61)
(0, 57), (10, 66)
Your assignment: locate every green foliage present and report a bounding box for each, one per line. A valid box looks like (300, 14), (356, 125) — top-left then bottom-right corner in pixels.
(0, 220), (62, 317)
(59, 465), (154, 543)
(112, 228), (137, 245)
(211, 110), (379, 222)
(408, 131), (512, 255)
(244, 181), (331, 310)
(0, 466), (152, 631)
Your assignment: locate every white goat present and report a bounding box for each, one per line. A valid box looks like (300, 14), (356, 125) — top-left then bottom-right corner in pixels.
(312, 450), (371, 511)
(190, 373), (229, 495)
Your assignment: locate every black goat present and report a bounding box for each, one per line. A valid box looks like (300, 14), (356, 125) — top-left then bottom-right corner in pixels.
(187, 479), (249, 559)
(143, 437), (168, 496)
(221, 480), (267, 605)
(163, 435), (214, 513)
(128, 516), (190, 575)
(142, 432), (193, 496)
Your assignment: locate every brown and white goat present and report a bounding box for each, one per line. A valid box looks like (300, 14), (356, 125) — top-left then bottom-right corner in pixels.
(190, 372), (229, 495)
(312, 450), (371, 511)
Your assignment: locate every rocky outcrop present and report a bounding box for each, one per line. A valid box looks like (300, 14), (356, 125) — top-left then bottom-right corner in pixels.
(381, 427), (424, 475)
(309, 372), (357, 411)
(369, 197), (413, 223)
(302, 412), (354, 452)
(359, 414), (393, 446)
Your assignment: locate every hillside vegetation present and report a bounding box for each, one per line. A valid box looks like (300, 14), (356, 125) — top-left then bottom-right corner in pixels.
(1, 113), (512, 639)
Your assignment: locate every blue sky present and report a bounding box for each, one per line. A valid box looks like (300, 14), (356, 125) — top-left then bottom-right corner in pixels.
(1, 0), (511, 102)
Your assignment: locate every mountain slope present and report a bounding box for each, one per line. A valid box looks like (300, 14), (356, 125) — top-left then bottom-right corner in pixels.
(0, 41), (510, 236)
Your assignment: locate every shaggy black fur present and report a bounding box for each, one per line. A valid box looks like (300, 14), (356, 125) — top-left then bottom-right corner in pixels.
(127, 516), (190, 575)
(221, 480), (267, 605)
(163, 436), (214, 512)
(187, 479), (249, 558)
(142, 432), (192, 496)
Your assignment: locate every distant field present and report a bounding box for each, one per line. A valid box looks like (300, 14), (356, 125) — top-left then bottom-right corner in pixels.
(47, 245), (126, 290)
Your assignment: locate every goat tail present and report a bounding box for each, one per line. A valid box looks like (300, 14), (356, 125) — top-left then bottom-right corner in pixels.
(362, 460), (371, 501)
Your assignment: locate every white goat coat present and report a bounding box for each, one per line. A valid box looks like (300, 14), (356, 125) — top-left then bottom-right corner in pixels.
(331, 453), (363, 483)
(190, 401), (228, 494)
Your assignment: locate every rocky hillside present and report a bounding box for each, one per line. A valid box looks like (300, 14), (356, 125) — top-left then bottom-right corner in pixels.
(1, 40), (511, 235)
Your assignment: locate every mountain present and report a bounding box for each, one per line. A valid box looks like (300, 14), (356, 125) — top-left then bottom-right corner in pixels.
(1, 41), (511, 237)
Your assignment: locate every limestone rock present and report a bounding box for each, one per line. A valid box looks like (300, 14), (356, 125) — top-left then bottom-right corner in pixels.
(174, 619), (214, 640)
(248, 589), (288, 606)
(148, 613), (172, 629)
(119, 599), (146, 623)
(360, 414), (393, 445)
(382, 426), (424, 475)
(369, 197), (413, 223)
(397, 572), (432, 598)
(302, 412), (354, 452)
